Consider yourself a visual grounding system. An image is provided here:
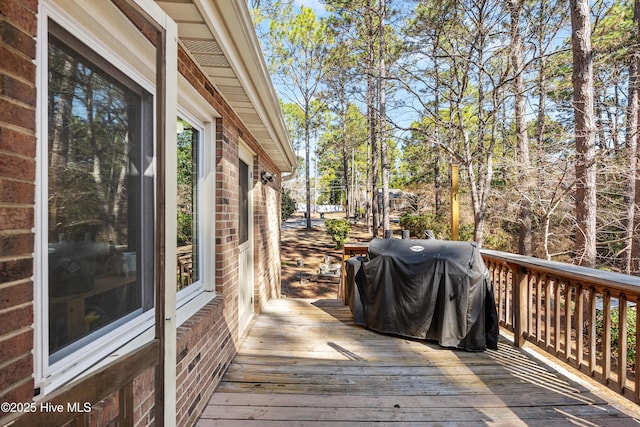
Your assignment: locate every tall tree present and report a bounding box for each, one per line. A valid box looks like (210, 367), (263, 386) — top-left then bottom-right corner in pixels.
(379, 0), (390, 234)
(366, 0), (379, 236)
(570, 0), (598, 267)
(316, 104), (368, 209)
(629, 0), (640, 273)
(509, 0), (532, 256)
(268, 6), (331, 229)
(400, 0), (456, 216)
(397, 0), (510, 246)
(454, 0), (509, 245)
(322, 22), (360, 217)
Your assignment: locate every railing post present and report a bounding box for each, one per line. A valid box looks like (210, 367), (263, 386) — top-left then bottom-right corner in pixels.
(509, 263), (527, 347)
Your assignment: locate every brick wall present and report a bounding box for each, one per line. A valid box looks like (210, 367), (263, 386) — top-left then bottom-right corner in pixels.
(0, 0), (37, 408)
(0, 1), (158, 424)
(253, 161), (282, 311)
(176, 45), (284, 424)
(175, 298), (235, 426)
(132, 368), (155, 427)
(0, 2), (284, 423)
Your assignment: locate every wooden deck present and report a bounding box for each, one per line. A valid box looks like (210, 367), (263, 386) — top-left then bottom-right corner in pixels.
(198, 298), (640, 426)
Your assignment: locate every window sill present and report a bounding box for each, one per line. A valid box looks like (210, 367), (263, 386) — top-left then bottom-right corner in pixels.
(38, 290), (218, 398)
(176, 290), (217, 327)
(41, 314), (155, 395)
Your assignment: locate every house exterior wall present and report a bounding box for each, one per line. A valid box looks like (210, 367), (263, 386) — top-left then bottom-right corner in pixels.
(0, 1), (284, 426)
(254, 162), (283, 311)
(174, 46), (284, 426)
(0, 0), (37, 407)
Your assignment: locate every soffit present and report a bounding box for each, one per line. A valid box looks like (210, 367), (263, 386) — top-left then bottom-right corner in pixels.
(155, 0), (295, 173)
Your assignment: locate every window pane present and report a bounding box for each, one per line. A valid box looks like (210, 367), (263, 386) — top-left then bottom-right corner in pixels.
(47, 31), (151, 358)
(177, 118), (199, 290)
(239, 160), (249, 244)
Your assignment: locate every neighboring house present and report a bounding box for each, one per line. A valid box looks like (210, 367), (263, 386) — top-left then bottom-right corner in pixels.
(0, 0), (295, 425)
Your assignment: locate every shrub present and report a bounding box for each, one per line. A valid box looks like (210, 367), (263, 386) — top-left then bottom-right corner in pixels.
(400, 213), (435, 238)
(400, 213), (447, 239)
(177, 212), (192, 246)
(281, 187), (296, 221)
(325, 218), (351, 249)
(399, 213), (473, 241)
(596, 304), (636, 369)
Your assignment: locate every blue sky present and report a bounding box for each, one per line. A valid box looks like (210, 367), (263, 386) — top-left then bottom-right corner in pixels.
(294, 0), (327, 16)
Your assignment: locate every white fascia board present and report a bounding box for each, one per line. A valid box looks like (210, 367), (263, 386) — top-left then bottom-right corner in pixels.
(131, 0), (173, 31)
(194, 0), (296, 173)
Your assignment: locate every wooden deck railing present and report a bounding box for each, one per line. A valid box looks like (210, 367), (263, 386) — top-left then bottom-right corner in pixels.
(3, 339), (159, 427)
(481, 249), (640, 403)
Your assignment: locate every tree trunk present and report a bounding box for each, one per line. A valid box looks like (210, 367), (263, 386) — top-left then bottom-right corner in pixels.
(570, 0), (597, 267)
(510, 0), (532, 256)
(624, 60), (637, 271)
(379, 0), (390, 234)
(305, 105), (312, 229)
(536, 54), (547, 191)
(50, 59), (75, 194)
(367, 1), (379, 237)
(434, 144), (441, 216)
(470, 17), (492, 246)
(341, 79), (350, 219)
(49, 57), (76, 243)
(433, 37), (442, 217)
(629, 2), (640, 273)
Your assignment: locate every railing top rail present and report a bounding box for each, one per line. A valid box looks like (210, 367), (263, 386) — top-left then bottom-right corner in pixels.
(481, 249), (640, 296)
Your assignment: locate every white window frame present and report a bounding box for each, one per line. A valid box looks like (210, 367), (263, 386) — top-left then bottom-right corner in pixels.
(175, 74), (218, 325)
(35, 0), (158, 394)
(176, 111), (205, 298)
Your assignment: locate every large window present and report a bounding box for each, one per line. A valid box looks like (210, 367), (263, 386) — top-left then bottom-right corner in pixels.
(46, 21), (154, 362)
(174, 87), (217, 320)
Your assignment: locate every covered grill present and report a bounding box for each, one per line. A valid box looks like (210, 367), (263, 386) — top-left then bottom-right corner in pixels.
(345, 238), (498, 351)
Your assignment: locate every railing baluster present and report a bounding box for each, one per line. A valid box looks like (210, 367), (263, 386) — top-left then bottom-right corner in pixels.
(589, 289), (597, 377)
(554, 279), (562, 355)
(603, 292), (612, 384)
(545, 276), (551, 350)
(575, 284), (584, 369)
(505, 267), (511, 328)
(527, 273), (533, 340)
(618, 294), (628, 394)
(492, 261), (499, 321)
(565, 282), (572, 361)
(499, 263), (505, 325)
(536, 272), (542, 344)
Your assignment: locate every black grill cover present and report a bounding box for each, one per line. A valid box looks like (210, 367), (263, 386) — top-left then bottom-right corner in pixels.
(346, 238), (498, 351)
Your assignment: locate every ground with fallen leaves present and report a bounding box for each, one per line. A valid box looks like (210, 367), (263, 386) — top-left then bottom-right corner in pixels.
(280, 212), (399, 298)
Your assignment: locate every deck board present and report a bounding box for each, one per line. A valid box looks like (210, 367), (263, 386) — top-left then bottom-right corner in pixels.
(197, 298), (640, 426)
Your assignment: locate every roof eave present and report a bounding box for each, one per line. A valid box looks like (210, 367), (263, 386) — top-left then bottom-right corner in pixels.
(158, 0), (296, 173)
